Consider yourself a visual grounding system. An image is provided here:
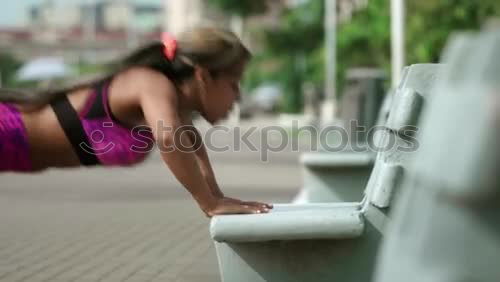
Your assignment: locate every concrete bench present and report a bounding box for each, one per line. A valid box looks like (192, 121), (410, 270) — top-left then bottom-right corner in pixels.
(375, 29), (500, 282)
(292, 85), (394, 203)
(295, 64), (439, 204)
(209, 63), (442, 282)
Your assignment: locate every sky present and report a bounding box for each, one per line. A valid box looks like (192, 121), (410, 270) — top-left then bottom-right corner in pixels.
(0, 0), (161, 27)
(1, 0), (45, 27)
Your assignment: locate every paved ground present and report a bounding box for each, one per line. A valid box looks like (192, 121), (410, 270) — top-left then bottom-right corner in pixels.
(0, 119), (303, 282)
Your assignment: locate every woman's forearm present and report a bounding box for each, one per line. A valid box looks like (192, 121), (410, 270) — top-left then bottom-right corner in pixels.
(185, 123), (225, 198)
(158, 133), (218, 213)
(203, 173), (224, 198)
(195, 146), (225, 198)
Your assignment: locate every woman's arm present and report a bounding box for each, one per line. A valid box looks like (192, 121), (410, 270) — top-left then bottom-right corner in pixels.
(138, 70), (270, 216)
(183, 118), (273, 210)
(182, 119), (224, 198)
(141, 82), (217, 215)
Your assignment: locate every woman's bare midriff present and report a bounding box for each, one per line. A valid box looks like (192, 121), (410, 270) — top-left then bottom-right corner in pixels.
(17, 88), (93, 170)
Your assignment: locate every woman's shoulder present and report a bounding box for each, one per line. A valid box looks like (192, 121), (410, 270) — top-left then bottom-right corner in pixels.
(113, 66), (178, 102)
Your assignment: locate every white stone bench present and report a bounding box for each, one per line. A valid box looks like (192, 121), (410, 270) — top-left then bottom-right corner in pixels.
(375, 29), (500, 282)
(296, 64), (440, 204)
(292, 87), (394, 203)
(209, 63), (443, 282)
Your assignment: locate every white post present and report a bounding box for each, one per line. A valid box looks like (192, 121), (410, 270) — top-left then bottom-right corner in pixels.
(163, 0), (169, 32)
(166, 0), (203, 35)
(84, 0), (96, 42)
(230, 15), (244, 37)
(322, 0), (337, 123)
(391, 0), (405, 87)
(126, 0), (139, 49)
(83, 0), (97, 63)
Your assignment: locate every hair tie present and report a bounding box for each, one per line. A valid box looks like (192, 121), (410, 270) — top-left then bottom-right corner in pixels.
(162, 32), (177, 61)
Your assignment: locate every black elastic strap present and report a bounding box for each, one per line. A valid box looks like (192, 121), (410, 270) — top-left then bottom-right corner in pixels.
(85, 81), (107, 119)
(50, 94), (100, 166)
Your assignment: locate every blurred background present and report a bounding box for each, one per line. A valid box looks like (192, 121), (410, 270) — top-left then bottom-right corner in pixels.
(1, 1), (499, 282)
(1, 0), (499, 119)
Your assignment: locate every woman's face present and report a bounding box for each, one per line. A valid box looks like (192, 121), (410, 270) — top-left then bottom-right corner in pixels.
(199, 62), (246, 124)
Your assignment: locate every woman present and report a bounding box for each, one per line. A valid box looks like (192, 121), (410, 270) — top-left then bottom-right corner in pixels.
(0, 27), (273, 217)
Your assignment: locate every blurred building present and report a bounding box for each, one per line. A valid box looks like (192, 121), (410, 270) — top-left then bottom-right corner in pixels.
(165, 0), (203, 34)
(29, 1), (81, 32)
(1, 0), (371, 65)
(1, 0), (164, 64)
(164, 0), (231, 34)
(29, 0), (163, 36)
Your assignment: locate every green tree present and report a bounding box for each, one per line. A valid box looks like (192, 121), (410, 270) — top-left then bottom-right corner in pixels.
(406, 0), (500, 63)
(211, 0), (500, 113)
(338, 0), (500, 81)
(209, 0), (268, 17)
(245, 0), (325, 113)
(208, 0), (324, 113)
(265, 0), (325, 113)
(0, 53), (22, 87)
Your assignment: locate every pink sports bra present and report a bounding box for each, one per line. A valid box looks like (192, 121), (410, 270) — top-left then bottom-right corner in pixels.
(77, 80), (155, 166)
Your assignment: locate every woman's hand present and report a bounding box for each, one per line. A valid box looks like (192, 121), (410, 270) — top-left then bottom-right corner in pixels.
(204, 196), (274, 218)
